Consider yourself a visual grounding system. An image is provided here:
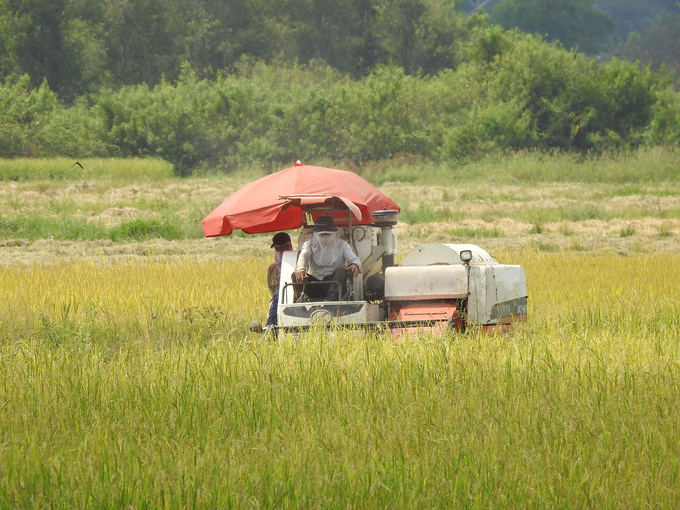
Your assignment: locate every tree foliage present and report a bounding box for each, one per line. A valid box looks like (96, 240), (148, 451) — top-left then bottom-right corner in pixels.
(0, 0), (678, 173)
(0, 0), (677, 95)
(595, 0), (680, 41)
(490, 0), (614, 55)
(2, 33), (675, 174)
(0, 0), (475, 97)
(0, 0), (81, 96)
(617, 12), (680, 86)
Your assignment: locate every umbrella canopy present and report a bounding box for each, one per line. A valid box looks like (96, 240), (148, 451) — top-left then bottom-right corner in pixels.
(202, 165), (400, 237)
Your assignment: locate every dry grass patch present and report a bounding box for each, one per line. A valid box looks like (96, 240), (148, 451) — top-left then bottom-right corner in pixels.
(1, 162), (680, 259)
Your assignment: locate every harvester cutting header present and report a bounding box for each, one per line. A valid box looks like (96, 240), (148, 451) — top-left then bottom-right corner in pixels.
(203, 163), (527, 335)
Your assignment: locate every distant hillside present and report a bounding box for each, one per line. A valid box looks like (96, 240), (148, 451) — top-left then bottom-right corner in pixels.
(466, 0), (679, 42)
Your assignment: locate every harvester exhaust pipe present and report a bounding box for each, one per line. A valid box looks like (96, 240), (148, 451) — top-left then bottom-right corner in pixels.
(371, 209), (400, 272)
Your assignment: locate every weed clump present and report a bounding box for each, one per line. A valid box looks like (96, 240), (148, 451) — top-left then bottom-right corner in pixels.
(620, 225), (636, 237)
(529, 223), (544, 234)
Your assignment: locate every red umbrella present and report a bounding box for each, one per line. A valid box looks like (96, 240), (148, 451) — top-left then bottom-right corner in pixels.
(202, 164), (400, 237)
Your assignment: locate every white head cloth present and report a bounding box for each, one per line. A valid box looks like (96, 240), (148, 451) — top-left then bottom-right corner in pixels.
(310, 232), (339, 267)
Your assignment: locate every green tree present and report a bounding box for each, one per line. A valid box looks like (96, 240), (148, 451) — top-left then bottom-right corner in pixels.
(462, 0), (502, 14)
(490, 0), (615, 55)
(170, 0), (283, 76)
(375, 0), (427, 72)
(262, 0), (384, 76)
(374, 0), (481, 74)
(0, 0), (110, 98)
(306, 0), (383, 75)
(447, 29), (663, 157)
(0, 0), (77, 97)
(617, 13), (680, 86)
(596, 0), (679, 41)
(0, 75), (59, 156)
(100, 0), (179, 86)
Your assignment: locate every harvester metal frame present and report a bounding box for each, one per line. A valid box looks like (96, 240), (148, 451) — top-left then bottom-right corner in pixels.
(263, 203), (527, 336)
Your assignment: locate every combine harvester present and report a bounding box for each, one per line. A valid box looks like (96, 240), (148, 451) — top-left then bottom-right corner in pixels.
(203, 164), (527, 335)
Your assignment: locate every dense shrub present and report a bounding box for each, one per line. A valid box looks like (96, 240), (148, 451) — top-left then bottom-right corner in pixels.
(446, 29), (664, 158)
(0, 34), (678, 174)
(0, 76), (59, 157)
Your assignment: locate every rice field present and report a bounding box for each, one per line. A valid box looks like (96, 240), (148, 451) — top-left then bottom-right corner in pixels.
(1, 153), (680, 508)
(1, 253), (680, 508)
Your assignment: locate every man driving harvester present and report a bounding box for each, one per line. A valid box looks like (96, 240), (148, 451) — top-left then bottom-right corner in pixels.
(295, 216), (361, 301)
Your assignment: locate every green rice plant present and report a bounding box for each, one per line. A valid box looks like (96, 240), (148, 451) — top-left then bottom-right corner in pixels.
(535, 240), (558, 251)
(399, 203), (463, 224)
(110, 217), (189, 241)
(518, 204), (604, 225)
(472, 147), (680, 184)
(361, 160), (452, 185)
(405, 224), (435, 239)
(448, 226), (503, 238)
(658, 223), (673, 237)
(613, 184), (647, 196)
(657, 206), (680, 219)
(363, 147), (680, 187)
(632, 240), (650, 253)
(570, 239), (584, 250)
(0, 158), (173, 181)
(620, 225), (637, 237)
(564, 203), (606, 221)
(0, 213), (203, 241)
(529, 222), (544, 234)
(0, 214), (109, 240)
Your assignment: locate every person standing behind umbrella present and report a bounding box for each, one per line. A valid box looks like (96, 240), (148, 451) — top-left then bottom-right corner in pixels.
(266, 232), (293, 329)
(295, 216), (361, 301)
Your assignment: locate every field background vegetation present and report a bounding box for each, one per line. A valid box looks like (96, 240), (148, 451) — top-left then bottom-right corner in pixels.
(0, 154), (679, 507)
(1, 150), (679, 264)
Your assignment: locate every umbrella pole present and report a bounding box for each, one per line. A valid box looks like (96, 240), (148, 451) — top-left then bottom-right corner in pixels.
(348, 210), (356, 254)
(347, 210), (360, 301)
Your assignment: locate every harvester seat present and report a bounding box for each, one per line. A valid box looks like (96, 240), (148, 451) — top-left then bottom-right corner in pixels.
(295, 269), (355, 303)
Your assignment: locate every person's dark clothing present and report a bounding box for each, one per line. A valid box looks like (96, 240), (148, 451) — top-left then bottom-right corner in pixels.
(301, 267), (350, 301)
